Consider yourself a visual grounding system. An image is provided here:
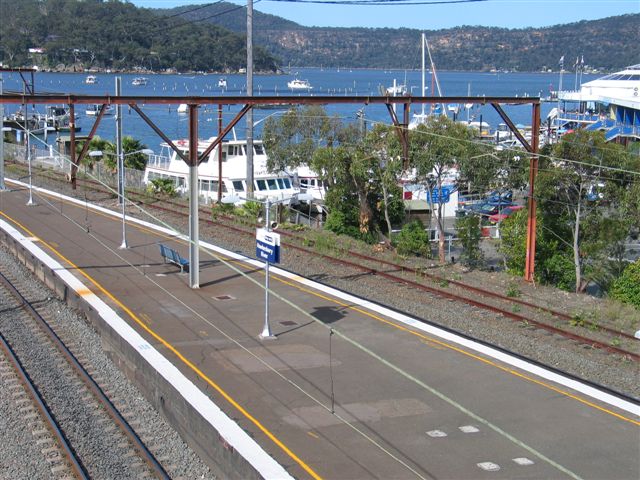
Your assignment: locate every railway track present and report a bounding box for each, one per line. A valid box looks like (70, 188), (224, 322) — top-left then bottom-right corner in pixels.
(8, 164), (639, 361)
(0, 266), (170, 479)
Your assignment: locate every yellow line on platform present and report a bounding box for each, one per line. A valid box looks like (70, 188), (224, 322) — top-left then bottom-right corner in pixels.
(1, 211), (323, 480)
(8, 186), (638, 428)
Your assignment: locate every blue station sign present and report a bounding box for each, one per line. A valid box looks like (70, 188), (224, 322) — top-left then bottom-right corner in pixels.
(256, 228), (281, 264)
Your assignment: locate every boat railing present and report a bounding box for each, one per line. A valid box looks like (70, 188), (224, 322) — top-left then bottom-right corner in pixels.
(558, 111), (600, 123)
(146, 153), (171, 169)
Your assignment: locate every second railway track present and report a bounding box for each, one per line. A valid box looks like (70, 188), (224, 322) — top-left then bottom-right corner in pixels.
(6, 166), (639, 362)
(0, 266), (170, 479)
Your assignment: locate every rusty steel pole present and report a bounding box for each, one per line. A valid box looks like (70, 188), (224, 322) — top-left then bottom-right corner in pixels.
(524, 102), (541, 282)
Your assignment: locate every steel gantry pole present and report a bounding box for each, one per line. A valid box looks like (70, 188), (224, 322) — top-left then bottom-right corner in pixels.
(0, 73), (5, 191)
(188, 104), (200, 289)
(524, 102), (541, 282)
(115, 77), (128, 249)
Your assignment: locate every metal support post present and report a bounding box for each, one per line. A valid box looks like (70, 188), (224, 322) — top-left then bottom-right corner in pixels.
(26, 115), (35, 206)
(188, 104), (200, 289)
(524, 102), (541, 282)
(69, 103), (77, 189)
(260, 198), (276, 339)
(0, 73), (6, 191)
(246, 0), (254, 197)
(115, 77), (127, 249)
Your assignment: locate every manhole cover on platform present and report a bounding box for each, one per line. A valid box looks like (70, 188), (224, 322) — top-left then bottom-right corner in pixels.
(213, 295), (235, 301)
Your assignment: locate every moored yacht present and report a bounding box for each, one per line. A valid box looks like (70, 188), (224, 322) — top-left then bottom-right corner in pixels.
(287, 78), (313, 91)
(143, 137), (300, 203)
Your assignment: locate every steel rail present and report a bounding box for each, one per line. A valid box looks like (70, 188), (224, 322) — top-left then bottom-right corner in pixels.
(133, 199), (638, 360)
(5, 169), (635, 359)
(0, 329), (88, 480)
(0, 271), (171, 480)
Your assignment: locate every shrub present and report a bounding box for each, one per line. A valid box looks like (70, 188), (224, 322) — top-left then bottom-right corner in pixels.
(393, 220), (431, 257)
(455, 214), (484, 268)
(609, 260), (640, 308)
(238, 200), (262, 218)
(147, 178), (176, 196)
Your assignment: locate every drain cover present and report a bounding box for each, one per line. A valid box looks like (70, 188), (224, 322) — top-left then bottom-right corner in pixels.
(213, 295), (235, 301)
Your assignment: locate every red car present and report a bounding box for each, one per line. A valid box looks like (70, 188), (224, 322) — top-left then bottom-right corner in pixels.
(488, 205), (524, 223)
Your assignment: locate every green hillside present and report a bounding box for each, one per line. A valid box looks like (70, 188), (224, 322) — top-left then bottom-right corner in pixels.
(160, 3), (639, 71)
(0, 0), (278, 72)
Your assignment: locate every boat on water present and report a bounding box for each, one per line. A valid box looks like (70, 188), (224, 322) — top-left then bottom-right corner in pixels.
(132, 77), (148, 86)
(288, 78), (313, 91)
(143, 137), (301, 204)
(218, 77), (227, 89)
(86, 104), (113, 116)
(554, 64), (640, 142)
(85, 75), (97, 84)
(409, 33), (446, 130)
(385, 84), (407, 96)
(177, 104), (188, 114)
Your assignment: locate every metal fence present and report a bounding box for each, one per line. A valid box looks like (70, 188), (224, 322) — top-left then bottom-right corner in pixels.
(4, 142), (146, 191)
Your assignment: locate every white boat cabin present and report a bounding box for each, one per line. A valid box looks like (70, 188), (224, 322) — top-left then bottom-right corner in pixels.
(144, 137), (300, 203)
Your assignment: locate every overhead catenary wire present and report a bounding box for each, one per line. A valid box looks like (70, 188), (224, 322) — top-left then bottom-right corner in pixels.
(7, 129), (583, 480)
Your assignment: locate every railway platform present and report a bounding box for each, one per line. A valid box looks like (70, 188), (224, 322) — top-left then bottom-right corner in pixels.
(1, 181), (638, 480)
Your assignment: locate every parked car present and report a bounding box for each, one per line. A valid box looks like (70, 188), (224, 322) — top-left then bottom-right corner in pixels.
(488, 205), (525, 223)
(486, 190), (513, 203)
(459, 200), (514, 218)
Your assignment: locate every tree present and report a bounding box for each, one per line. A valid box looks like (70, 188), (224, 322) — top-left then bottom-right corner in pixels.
(537, 130), (631, 292)
(262, 106), (340, 173)
(409, 116), (476, 263)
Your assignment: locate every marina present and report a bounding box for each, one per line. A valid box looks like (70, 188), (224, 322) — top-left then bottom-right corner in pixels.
(0, 68), (599, 153)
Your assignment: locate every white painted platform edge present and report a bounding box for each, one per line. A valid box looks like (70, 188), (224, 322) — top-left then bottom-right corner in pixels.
(0, 217), (294, 480)
(12, 181), (640, 417)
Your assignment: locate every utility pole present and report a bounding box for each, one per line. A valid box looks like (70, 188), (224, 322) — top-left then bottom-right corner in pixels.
(0, 73), (5, 191)
(246, 0), (254, 197)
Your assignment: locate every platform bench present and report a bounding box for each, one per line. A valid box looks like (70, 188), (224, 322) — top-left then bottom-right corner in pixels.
(159, 244), (189, 273)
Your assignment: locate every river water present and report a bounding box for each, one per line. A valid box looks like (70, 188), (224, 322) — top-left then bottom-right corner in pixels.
(2, 68), (597, 152)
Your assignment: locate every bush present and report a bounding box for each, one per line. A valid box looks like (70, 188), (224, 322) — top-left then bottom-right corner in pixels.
(325, 210), (361, 238)
(455, 214), (484, 268)
(147, 178), (176, 196)
(393, 220), (431, 257)
(609, 260), (640, 308)
(238, 200), (262, 218)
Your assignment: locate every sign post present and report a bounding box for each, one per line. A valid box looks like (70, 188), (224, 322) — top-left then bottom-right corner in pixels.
(256, 198), (280, 339)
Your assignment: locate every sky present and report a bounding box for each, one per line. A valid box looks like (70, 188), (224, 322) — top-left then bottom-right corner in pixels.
(129, 0), (639, 30)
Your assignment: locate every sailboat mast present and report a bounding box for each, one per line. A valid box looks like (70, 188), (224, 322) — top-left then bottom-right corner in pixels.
(421, 32), (426, 117)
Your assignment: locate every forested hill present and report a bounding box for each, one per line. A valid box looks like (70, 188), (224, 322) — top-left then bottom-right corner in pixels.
(1, 0), (636, 73)
(0, 0), (278, 72)
(160, 3), (639, 72)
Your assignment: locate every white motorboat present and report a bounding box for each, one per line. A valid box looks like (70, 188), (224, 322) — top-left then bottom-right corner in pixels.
(218, 77), (227, 88)
(287, 79), (312, 90)
(144, 136), (300, 204)
(86, 104), (113, 116)
(177, 104), (188, 114)
(132, 77), (148, 86)
(85, 75), (97, 84)
(385, 84), (407, 96)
